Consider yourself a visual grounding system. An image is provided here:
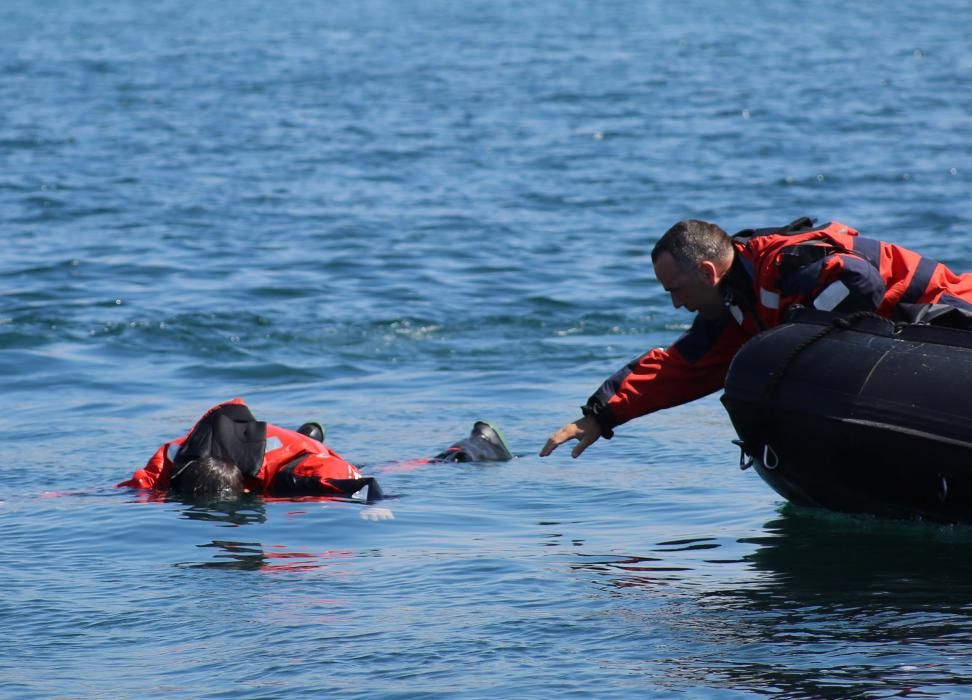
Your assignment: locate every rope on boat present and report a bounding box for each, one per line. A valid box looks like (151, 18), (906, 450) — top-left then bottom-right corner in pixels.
(763, 310), (893, 401)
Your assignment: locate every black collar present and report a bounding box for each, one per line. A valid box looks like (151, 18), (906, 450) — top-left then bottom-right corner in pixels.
(722, 253), (753, 306)
(720, 252), (763, 329)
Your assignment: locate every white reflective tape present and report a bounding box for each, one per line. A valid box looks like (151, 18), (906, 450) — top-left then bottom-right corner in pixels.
(167, 443), (181, 462)
(265, 436), (283, 452)
(760, 288), (780, 309)
(813, 280), (850, 311)
(730, 305), (744, 324)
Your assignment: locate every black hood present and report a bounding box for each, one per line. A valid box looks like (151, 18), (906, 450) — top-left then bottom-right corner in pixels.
(173, 403), (268, 478)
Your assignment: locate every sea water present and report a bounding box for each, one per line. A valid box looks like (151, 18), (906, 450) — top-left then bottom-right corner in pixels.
(2, 1), (972, 697)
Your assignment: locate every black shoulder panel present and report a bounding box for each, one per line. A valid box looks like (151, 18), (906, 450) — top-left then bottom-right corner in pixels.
(732, 216), (818, 240)
(174, 403), (268, 477)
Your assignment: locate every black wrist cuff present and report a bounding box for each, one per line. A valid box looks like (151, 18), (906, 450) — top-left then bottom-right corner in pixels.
(581, 402), (615, 440)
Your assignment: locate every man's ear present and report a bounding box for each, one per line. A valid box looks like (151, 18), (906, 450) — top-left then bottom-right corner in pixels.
(698, 260), (719, 286)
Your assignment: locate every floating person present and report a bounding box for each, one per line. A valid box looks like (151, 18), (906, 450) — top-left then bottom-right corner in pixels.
(118, 398), (513, 501)
(540, 217), (972, 458)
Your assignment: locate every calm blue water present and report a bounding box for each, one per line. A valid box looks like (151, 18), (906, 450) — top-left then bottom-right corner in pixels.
(3, 1), (972, 697)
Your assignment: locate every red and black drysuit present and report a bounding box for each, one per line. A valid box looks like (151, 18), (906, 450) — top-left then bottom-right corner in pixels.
(117, 399), (381, 499)
(584, 218), (972, 438)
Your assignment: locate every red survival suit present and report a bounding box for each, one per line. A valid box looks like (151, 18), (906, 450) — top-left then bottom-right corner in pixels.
(117, 399), (379, 498)
(584, 218), (972, 438)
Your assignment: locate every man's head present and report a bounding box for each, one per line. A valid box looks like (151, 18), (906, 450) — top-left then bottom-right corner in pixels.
(651, 220), (734, 320)
(171, 457), (244, 501)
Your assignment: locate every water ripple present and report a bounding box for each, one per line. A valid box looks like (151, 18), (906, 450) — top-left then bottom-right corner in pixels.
(3, 0), (972, 697)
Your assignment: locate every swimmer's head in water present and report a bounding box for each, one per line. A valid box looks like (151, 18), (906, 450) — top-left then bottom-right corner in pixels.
(172, 456), (244, 501)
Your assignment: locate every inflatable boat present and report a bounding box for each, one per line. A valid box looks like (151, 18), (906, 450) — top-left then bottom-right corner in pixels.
(721, 308), (972, 523)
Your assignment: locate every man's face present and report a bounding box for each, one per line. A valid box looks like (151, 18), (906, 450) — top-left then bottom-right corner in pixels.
(653, 251), (725, 320)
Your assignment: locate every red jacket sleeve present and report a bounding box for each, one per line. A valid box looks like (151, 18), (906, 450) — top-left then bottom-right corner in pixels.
(116, 441), (178, 490)
(584, 314), (751, 437)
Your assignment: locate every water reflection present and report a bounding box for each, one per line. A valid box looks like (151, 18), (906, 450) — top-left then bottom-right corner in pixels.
(175, 539), (360, 572)
(569, 535), (729, 589)
(571, 554), (693, 589)
(697, 508), (972, 698)
(172, 495), (268, 527)
(178, 539), (268, 570)
(571, 506), (972, 609)
(738, 505), (972, 611)
(167, 497), (386, 572)
(570, 507), (972, 698)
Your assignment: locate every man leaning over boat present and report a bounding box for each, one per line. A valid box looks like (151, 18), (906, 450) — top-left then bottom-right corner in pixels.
(541, 217), (972, 458)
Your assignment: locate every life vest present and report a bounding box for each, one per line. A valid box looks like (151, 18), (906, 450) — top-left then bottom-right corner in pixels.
(117, 399), (379, 499)
(728, 218), (972, 330)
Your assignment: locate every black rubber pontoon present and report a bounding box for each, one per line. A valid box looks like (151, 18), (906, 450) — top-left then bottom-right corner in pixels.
(722, 308), (972, 523)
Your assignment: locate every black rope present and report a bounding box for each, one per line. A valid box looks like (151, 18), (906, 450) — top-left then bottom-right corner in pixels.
(763, 311), (892, 401)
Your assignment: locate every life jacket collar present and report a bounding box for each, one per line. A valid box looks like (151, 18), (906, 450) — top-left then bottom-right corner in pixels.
(173, 403), (268, 478)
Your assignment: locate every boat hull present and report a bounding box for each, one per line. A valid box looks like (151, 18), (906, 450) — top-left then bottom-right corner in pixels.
(721, 311), (972, 523)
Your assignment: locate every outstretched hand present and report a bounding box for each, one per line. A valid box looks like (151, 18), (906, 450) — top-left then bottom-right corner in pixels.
(539, 415), (602, 459)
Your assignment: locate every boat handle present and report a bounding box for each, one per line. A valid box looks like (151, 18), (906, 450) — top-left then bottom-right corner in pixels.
(762, 444), (780, 470)
(732, 440), (754, 470)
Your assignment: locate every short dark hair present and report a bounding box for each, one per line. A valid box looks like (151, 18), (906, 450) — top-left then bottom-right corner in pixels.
(172, 457), (244, 501)
(651, 220), (732, 270)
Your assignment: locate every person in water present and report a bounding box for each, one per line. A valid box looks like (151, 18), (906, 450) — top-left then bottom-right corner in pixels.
(541, 217), (972, 458)
(119, 398), (513, 501)
(171, 456), (246, 501)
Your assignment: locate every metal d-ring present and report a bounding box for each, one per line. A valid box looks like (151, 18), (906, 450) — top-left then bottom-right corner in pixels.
(762, 444), (780, 470)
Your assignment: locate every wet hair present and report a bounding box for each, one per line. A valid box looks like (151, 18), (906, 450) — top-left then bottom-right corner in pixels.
(172, 457), (244, 501)
(651, 220), (733, 271)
